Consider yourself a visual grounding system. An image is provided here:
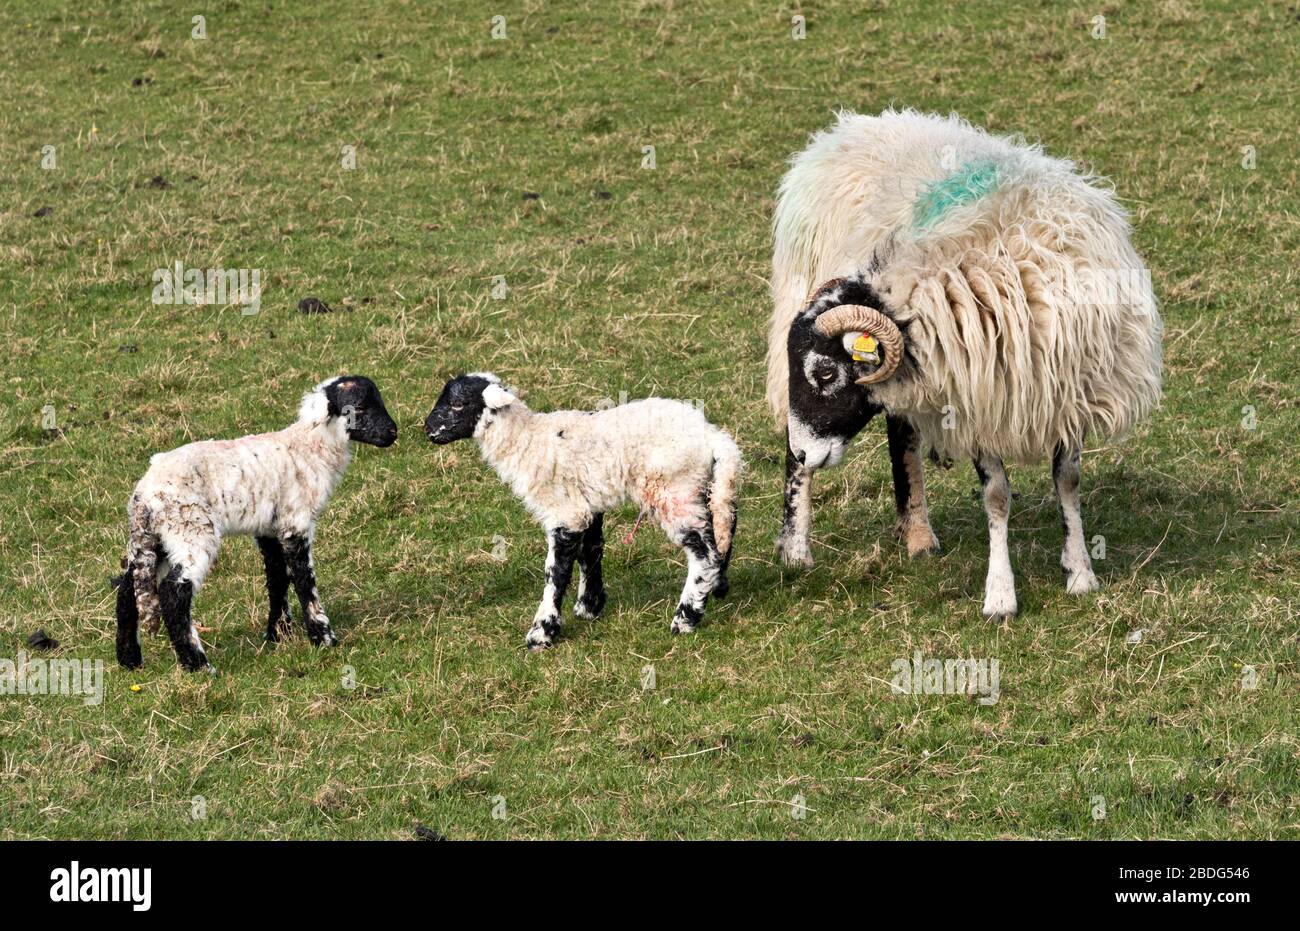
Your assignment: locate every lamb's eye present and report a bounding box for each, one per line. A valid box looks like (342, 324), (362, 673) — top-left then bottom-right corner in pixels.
(451, 404), (464, 411)
(817, 369), (836, 382)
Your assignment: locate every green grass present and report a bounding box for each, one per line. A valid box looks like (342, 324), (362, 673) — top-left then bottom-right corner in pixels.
(1, 0), (1297, 839)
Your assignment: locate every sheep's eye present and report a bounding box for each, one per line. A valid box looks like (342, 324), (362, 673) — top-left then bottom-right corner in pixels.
(817, 369), (836, 382)
(451, 404), (464, 412)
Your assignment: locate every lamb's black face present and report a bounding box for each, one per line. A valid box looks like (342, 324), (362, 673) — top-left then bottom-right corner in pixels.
(325, 376), (399, 447)
(786, 315), (881, 470)
(425, 374), (494, 444)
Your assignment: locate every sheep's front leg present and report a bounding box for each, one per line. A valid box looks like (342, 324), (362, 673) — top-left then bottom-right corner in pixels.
(887, 415), (940, 556)
(671, 529), (720, 635)
(256, 536), (293, 642)
(526, 527), (582, 651)
(974, 454), (1017, 620)
(1053, 441), (1099, 595)
(283, 535), (337, 647)
(775, 432), (815, 568)
(160, 566), (212, 671)
(573, 515), (608, 620)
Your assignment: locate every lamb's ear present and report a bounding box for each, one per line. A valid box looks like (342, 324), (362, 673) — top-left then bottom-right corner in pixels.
(298, 389), (330, 424)
(482, 383), (517, 410)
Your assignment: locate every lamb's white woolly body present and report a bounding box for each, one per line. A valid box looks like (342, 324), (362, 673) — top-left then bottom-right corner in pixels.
(131, 416), (351, 588)
(768, 108), (1163, 463)
(477, 398), (735, 548)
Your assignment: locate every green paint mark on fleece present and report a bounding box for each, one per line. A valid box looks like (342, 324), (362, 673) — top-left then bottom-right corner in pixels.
(913, 160), (1002, 230)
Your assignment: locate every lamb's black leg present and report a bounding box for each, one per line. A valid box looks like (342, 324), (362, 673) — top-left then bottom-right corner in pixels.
(283, 535), (337, 647)
(886, 415), (940, 556)
(256, 536), (293, 642)
(525, 527), (582, 650)
(671, 529), (720, 635)
(574, 515), (607, 620)
(114, 570), (142, 669)
(159, 565), (210, 671)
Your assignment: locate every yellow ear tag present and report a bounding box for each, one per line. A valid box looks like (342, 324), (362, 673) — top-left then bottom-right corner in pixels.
(851, 333), (879, 363)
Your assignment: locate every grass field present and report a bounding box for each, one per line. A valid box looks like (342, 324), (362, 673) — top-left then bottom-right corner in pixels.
(1, 0), (1297, 839)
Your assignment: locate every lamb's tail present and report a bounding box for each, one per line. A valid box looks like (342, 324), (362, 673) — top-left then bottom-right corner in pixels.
(708, 436), (742, 559)
(115, 495), (160, 669)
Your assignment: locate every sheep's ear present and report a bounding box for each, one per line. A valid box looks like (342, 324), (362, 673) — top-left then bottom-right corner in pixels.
(841, 330), (881, 365)
(482, 383), (517, 410)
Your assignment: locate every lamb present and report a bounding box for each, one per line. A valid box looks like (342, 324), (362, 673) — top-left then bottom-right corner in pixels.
(424, 373), (742, 649)
(770, 110), (1163, 618)
(113, 375), (398, 671)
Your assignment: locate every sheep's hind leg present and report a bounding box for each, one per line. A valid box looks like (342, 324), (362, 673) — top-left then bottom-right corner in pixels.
(573, 515), (607, 620)
(1053, 441), (1099, 595)
(887, 415), (940, 556)
(671, 528), (720, 635)
(974, 454), (1017, 620)
(159, 566), (212, 672)
(283, 535), (337, 647)
(257, 536), (293, 642)
(526, 527), (582, 650)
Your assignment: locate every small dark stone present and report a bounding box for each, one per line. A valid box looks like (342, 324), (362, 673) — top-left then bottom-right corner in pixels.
(28, 628), (59, 651)
(593, 190), (612, 200)
(298, 297), (334, 314)
(522, 191), (540, 200)
(33, 206), (53, 218)
(414, 824), (446, 841)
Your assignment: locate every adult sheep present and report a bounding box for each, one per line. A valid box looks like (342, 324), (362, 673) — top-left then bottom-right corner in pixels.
(767, 109), (1162, 618)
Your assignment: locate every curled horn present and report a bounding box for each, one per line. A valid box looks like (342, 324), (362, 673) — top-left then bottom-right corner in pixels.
(812, 304), (904, 385)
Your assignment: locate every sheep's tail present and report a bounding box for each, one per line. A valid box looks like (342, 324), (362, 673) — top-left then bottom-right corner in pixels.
(114, 494), (160, 668)
(708, 436), (742, 558)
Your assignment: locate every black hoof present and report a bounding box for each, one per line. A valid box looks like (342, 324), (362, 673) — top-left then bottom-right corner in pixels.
(116, 642), (143, 669)
(576, 589), (607, 619)
(306, 626), (338, 647)
(178, 654), (211, 673)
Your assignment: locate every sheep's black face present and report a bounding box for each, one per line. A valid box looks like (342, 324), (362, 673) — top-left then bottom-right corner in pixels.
(786, 315), (880, 470)
(425, 374), (494, 444)
(326, 376), (399, 447)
